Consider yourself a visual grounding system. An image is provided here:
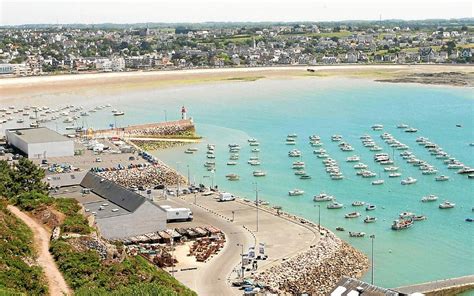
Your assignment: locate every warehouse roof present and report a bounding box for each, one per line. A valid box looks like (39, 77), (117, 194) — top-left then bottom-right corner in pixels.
(6, 127), (71, 144)
(80, 172), (146, 212)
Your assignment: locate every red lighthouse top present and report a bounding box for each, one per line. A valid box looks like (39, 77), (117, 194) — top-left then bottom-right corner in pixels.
(181, 106), (186, 113)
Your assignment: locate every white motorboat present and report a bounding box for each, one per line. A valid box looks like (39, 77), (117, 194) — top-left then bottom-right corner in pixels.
(249, 142), (259, 146)
(327, 201), (343, 209)
(439, 201), (455, 209)
(295, 170), (306, 176)
(399, 212), (415, 219)
(421, 194), (438, 202)
(397, 123), (409, 129)
(248, 160), (261, 166)
(345, 212), (361, 218)
(384, 166), (399, 172)
(405, 127), (418, 133)
(288, 149), (301, 157)
(364, 216), (377, 223)
(435, 175), (449, 181)
(226, 174), (240, 181)
(313, 193), (334, 202)
(389, 172), (401, 178)
(391, 219), (414, 230)
(113, 111), (125, 116)
(253, 170), (267, 177)
(352, 201), (365, 206)
(346, 155), (360, 162)
(349, 232), (366, 237)
(353, 163), (368, 170)
(248, 138), (258, 143)
(371, 179), (384, 185)
(289, 189), (304, 196)
(227, 161), (237, 166)
(401, 177), (417, 185)
(371, 124), (384, 130)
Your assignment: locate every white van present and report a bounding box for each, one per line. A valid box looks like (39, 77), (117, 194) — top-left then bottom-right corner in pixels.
(163, 206), (193, 222)
(219, 192), (235, 202)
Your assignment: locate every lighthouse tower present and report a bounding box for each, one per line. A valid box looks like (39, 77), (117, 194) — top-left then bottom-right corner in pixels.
(181, 106), (187, 120)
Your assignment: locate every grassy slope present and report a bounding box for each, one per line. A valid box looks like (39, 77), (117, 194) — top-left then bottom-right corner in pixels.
(0, 200), (48, 295)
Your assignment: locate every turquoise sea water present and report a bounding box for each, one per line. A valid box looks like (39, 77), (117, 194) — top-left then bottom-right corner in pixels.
(10, 77), (473, 288)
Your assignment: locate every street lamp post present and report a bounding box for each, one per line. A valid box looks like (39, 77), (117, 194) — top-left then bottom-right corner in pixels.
(194, 193), (197, 204)
(176, 162), (180, 197)
(187, 165), (190, 186)
(232, 211), (235, 222)
(314, 204), (321, 232)
(253, 182), (260, 232)
(237, 243), (245, 279)
(370, 234), (375, 285)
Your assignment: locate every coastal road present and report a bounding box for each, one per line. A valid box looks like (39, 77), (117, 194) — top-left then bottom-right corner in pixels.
(7, 205), (71, 296)
(157, 196), (254, 296)
(157, 193), (319, 295)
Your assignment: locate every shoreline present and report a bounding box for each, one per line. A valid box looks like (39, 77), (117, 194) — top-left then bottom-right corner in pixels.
(1, 64), (472, 101)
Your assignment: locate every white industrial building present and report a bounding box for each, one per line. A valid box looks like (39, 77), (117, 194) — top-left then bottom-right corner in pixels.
(5, 127), (74, 159)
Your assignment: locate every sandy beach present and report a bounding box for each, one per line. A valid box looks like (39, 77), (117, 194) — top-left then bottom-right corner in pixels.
(1, 65), (472, 101)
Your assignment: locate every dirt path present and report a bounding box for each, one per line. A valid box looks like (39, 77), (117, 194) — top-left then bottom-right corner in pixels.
(7, 205), (71, 296)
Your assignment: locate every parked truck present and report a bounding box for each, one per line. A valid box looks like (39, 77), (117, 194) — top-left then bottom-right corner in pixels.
(219, 192), (235, 202)
(161, 205), (193, 222)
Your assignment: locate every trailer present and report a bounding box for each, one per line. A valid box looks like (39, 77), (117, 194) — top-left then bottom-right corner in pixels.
(163, 206), (193, 222)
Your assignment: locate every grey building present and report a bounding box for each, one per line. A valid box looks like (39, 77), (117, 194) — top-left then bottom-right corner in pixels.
(5, 127), (74, 159)
(80, 172), (167, 239)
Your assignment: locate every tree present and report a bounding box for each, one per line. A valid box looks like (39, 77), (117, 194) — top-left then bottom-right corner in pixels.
(8, 158), (48, 198)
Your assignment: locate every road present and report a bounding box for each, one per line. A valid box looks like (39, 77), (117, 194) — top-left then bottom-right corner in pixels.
(157, 193), (319, 296)
(7, 205), (71, 296)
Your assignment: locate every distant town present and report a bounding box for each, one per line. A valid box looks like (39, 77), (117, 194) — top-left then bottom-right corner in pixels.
(0, 19), (473, 76)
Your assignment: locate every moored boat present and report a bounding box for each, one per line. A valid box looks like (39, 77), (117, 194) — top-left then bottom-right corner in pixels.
(327, 201), (343, 209)
(421, 194), (438, 202)
(364, 216), (377, 223)
(349, 231), (366, 237)
(439, 201), (455, 209)
(289, 189), (304, 196)
(391, 219), (414, 230)
(253, 170), (266, 177)
(352, 201), (365, 206)
(345, 212), (361, 218)
(314, 193), (334, 202)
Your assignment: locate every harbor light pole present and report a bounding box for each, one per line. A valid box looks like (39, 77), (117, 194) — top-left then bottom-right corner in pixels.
(370, 234), (375, 285)
(314, 204), (321, 232)
(253, 182), (260, 232)
(237, 243), (245, 279)
(187, 165), (190, 186)
(176, 162), (180, 197)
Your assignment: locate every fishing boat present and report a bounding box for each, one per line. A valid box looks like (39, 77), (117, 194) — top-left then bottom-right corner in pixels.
(413, 215), (427, 221)
(207, 154), (216, 159)
(345, 212), (360, 218)
(331, 174), (344, 180)
(349, 232), (366, 237)
(366, 204), (376, 211)
(435, 175), (449, 181)
(389, 172), (402, 178)
(457, 167), (474, 174)
(309, 135), (320, 141)
(336, 227), (345, 231)
(391, 219), (414, 230)
(371, 179), (384, 185)
(439, 201), (455, 209)
(331, 135), (343, 142)
(289, 189), (304, 196)
(226, 174), (240, 181)
(401, 177), (417, 185)
(253, 170), (266, 177)
(421, 195), (438, 202)
(327, 201), (343, 209)
(364, 216), (377, 223)
(352, 201), (365, 206)
(466, 218), (474, 222)
(227, 161), (237, 166)
(314, 193), (334, 202)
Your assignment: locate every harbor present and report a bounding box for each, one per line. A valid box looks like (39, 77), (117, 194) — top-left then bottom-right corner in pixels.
(1, 73), (473, 290)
